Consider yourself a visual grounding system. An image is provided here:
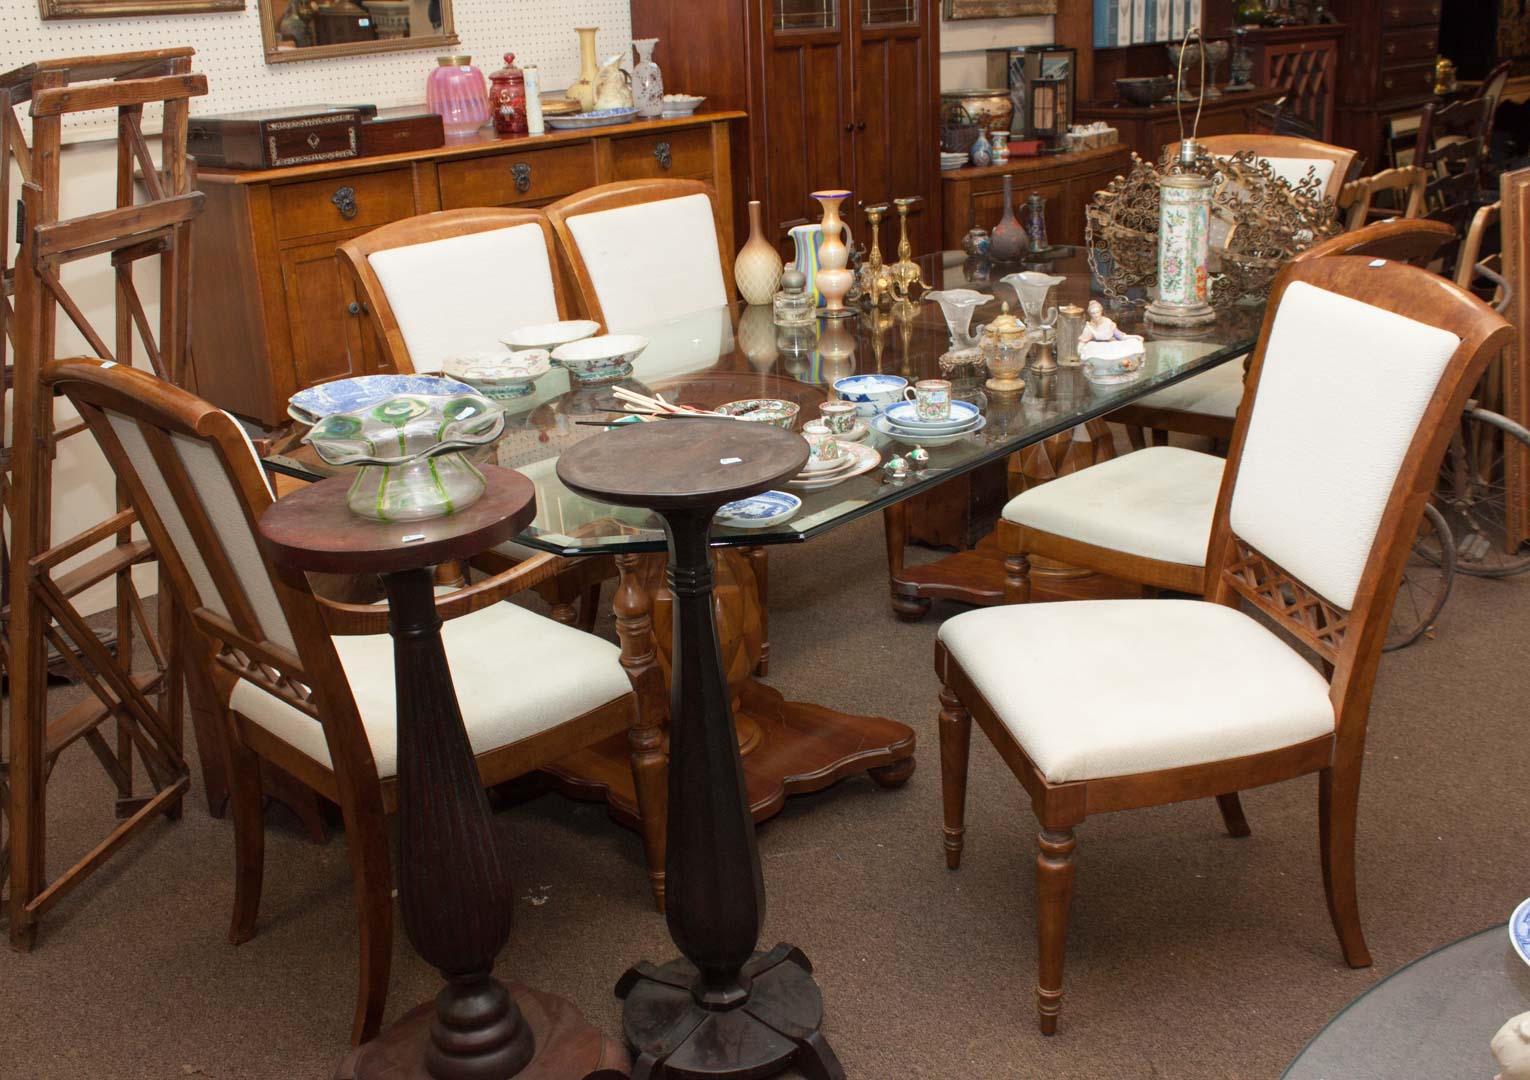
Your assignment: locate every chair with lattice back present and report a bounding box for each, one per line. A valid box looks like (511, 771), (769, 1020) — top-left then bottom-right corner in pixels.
(936, 256), (1510, 1034)
(43, 356), (665, 1046)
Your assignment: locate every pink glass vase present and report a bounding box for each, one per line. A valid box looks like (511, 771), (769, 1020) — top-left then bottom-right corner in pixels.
(427, 55), (490, 137)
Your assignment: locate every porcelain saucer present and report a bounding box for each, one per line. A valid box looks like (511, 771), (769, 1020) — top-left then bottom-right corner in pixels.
(873, 413), (987, 448)
(788, 441), (880, 490)
(714, 490), (801, 529)
(833, 419), (871, 443)
(1512, 896), (1530, 968)
(795, 450), (858, 479)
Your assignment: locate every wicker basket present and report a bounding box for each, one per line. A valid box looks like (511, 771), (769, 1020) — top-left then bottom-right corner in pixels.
(940, 104), (981, 155)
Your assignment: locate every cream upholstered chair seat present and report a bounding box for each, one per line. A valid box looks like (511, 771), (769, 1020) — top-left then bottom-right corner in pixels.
(230, 598), (631, 777)
(938, 600), (1335, 782)
(1002, 446), (1223, 566)
(1130, 360), (1247, 419)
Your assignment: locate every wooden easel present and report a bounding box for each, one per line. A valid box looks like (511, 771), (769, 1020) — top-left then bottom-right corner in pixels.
(1, 49), (206, 948)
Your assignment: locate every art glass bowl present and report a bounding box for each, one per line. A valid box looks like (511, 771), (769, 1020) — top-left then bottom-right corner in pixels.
(303, 391), (506, 522)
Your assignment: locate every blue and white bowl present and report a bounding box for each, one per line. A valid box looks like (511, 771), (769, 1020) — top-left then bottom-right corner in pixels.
(288, 373), (474, 425)
(1512, 897), (1530, 968)
(833, 374), (909, 417)
(714, 490), (802, 530)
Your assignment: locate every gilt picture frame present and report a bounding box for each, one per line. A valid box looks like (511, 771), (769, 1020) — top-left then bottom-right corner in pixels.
(943, 0), (1057, 17)
(40, 0), (242, 18)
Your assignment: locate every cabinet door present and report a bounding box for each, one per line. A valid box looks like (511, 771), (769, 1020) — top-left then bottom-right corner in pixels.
(759, 0), (856, 243)
(279, 239), (368, 389)
(852, 0), (935, 252)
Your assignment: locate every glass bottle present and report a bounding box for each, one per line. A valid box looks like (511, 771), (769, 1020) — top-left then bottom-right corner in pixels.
(773, 267), (817, 327)
(488, 53), (527, 136)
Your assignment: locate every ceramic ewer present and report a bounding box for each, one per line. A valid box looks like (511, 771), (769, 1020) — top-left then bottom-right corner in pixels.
(304, 391), (506, 522)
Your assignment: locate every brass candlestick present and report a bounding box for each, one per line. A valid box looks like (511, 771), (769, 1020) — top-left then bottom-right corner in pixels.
(856, 203), (895, 311)
(888, 196), (931, 304)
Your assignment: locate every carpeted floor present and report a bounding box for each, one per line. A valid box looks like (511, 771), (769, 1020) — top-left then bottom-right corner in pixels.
(1, 510), (1527, 1079)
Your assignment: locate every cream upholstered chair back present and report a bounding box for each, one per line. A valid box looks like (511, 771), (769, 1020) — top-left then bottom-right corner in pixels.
(547, 179), (735, 331)
(1174, 134), (1357, 206)
(43, 357), (369, 772)
(339, 208), (569, 374)
(1207, 258), (1510, 688)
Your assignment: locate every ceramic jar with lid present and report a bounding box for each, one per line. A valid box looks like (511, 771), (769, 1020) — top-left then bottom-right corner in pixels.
(427, 55), (490, 137)
(488, 53), (528, 136)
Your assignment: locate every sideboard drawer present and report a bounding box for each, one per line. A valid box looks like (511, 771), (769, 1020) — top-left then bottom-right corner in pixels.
(609, 126), (713, 180)
(271, 168), (414, 242)
(438, 144), (593, 209)
(1377, 61), (1436, 104)
(1381, 27), (1439, 66)
(1381, 0), (1440, 27)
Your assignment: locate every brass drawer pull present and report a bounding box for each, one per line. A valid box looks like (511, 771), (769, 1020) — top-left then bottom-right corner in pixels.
(654, 141), (672, 170)
(511, 162), (532, 193)
(332, 185), (358, 220)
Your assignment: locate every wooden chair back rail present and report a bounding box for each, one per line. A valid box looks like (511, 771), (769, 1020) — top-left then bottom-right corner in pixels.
(545, 178), (737, 327)
(337, 207), (572, 376)
(1337, 166), (1428, 231)
(1456, 201), (1502, 292)
(1206, 258), (1512, 729)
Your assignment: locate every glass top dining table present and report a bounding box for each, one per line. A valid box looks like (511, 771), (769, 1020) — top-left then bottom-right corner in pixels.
(266, 248), (1266, 556)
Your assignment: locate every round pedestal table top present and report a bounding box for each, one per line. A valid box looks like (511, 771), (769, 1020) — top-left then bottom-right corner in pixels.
(256, 464), (536, 574)
(555, 417), (810, 510)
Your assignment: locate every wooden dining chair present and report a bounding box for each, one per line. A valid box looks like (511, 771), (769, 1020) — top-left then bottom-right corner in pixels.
(1337, 165), (1428, 231)
(1414, 95), (1493, 277)
(546, 178), (736, 330)
(1170, 133), (1357, 204)
(1112, 217), (1458, 445)
(938, 257), (1511, 1034)
(41, 356), (666, 1046)
(337, 208), (613, 632)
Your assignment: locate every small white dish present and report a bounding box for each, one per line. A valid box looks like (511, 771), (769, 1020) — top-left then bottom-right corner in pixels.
(1512, 897), (1530, 968)
(502, 319), (601, 351)
(660, 94), (706, 117)
(714, 489), (801, 529)
(442, 348), (550, 399)
(873, 413), (988, 448)
(788, 441), (880, 491)
(550, 333), (649, 385)
(834, 419), (871, 443)
(883, 399), (982, 434)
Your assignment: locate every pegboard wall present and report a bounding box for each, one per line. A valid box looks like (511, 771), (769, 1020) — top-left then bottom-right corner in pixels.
(1, 0), (632, 143)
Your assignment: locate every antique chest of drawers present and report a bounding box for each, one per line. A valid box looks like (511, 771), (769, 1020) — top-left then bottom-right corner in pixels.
(191, 112), (742, 426)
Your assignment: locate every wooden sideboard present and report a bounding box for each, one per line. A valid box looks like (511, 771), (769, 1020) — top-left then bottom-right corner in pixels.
(1075, 87), (1282, 164)
(939, 143), (1134, 251)
(191, 112), (744, 426)
(1231, 24), (1346, 142)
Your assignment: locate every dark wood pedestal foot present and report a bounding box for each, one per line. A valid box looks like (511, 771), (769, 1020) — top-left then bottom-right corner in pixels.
(615, 944), (843, 1080)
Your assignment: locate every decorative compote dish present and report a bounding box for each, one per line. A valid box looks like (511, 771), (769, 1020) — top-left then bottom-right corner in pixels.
(832, 374), (908, 416)
(1002, 271), (1064, 330)
(713, 398), (800, 428)
(303, 391), (506, 522)
(502, 319), (601, 351)
(660, 93), (706, 117)
(925, 288), (988, 349)
(549, 333), (649, 384)
(441, 348), (551, 399)
(287, 373), (473, 425)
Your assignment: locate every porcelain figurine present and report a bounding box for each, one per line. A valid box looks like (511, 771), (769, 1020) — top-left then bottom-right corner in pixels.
(907, 446), (930, 470)
(1079, 299), (1131, 344)
(1496, 1014), (1530, 1080)
(632, 38), (664, 118)
(569, 26), (600, 112)
(594, 53), (634, 111)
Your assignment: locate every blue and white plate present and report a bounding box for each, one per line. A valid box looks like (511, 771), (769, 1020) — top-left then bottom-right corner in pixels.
(714, 490), (801, 530)
(883, 399), (982, 434)
(1511, 897), (1530, 968)
(873, 412), (987, 448)
(288, 374), (474, 425)
(545, 107), (639, 130)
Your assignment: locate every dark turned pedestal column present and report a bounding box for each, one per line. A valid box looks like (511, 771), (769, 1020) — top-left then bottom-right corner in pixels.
(558, 419), (844, 1080)
(256, 465), (628, 1080)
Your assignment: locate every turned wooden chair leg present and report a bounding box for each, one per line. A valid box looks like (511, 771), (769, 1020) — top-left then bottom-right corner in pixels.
(1216, 792), (1252, 838)
(226, 726), (265, 946)
(1004, 553), (1033, 605)
(629, 720), (668, 914)
(1036, 826), (1078, 1036)
(938, 686), (972, 870)
(1126, 425), (1147, 451)
(1318, 763), (1372, 969)
(344, 810), (395, 1046)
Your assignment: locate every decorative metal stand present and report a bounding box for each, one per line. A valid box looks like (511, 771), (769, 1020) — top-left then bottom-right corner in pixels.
(558, 419), (844, 1080)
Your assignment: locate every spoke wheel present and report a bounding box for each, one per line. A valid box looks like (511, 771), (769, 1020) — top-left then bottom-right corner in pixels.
(1385, 502), (1455, 652)
(1433, 407), (1530, 577)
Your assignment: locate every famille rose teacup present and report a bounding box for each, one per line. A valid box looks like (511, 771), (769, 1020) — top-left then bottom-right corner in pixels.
(904, 378), (952, 421)
(802, 421), (841, 462)
(818, 400), (858, 434)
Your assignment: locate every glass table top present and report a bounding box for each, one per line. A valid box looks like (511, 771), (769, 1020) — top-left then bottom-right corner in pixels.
(266, 249), (1265, 556)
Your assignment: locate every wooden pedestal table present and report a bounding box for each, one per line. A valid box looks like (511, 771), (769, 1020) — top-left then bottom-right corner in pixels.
(558, 420), (845, 1080)
(255, 466), (627, 1080)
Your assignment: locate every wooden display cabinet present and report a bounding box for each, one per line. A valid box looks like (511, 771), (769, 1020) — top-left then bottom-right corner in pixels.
(1330, 0), (1443, 171)
(190, 113), (742, 426)
(1075, 88), (1283, 164)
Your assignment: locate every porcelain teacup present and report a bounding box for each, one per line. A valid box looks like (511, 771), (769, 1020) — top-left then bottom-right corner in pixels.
(802, 420), (841, 463)
(904, 378), (952, 421)
(818, 400), (858, 433)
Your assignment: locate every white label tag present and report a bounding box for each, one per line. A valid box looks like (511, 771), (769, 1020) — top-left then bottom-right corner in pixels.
(400, 533), (426, 543)
(720, 457), (742, 465)
(1368, 259), (1386, 267)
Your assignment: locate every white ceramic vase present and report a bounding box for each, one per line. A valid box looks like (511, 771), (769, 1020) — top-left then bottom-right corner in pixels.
(632, 38), (664, 118)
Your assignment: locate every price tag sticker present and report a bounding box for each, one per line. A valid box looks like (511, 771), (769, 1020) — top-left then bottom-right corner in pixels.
(1368, 259), (1387, 267)
(400, 533), (426, 543)
(720, 457), (742, 465)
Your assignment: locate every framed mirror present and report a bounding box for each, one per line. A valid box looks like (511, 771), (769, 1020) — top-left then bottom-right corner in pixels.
(261, 0), (458, 64)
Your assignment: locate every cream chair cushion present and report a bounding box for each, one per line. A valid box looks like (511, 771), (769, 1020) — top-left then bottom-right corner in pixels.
(368, 223), (561, 373)
(1002, 446), (1223, 567)
(1132, 359), (1247, 419)
(230, 599), (632, 777)
(564, 193), (728, 330)
(938, 600), (1336, 783)
(1229, 279), (1460, 610)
